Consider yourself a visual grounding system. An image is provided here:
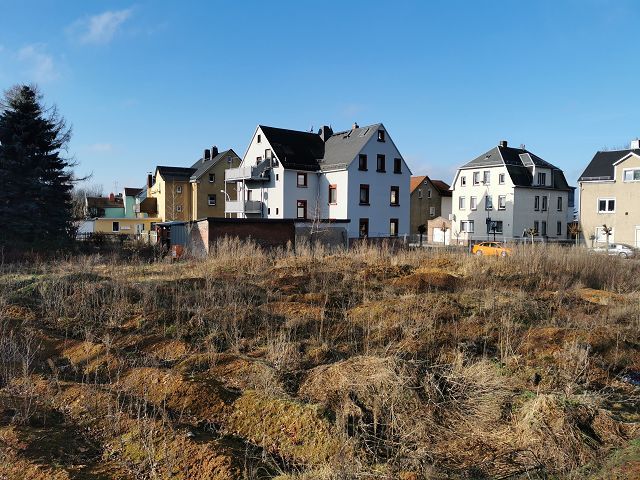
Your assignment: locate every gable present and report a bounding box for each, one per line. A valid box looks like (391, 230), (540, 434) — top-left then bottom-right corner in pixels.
(579, 149), (640, 181)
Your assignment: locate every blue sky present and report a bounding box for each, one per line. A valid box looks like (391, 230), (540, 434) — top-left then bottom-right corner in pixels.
(1, 0), (639, 192)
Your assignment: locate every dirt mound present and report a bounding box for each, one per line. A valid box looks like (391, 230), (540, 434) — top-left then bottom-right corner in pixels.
(390, 268), (459, 292)
(577, 288), (627, 305)
(117, 367), (237, 425)
(226, 390), (348, 465)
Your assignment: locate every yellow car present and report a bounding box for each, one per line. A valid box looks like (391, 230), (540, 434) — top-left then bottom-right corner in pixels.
(472, 241), (512, 257)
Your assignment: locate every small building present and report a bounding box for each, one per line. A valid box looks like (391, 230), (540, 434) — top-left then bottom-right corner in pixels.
(85, 190), (160, 238)
(426, 216), (452, 245)
(578, 140), (640, 248)
(410, 176), (452, 236)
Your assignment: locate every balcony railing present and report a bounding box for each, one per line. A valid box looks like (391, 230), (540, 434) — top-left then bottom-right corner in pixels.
(225, 158), (272, 182)
(225, 199), (263, 214)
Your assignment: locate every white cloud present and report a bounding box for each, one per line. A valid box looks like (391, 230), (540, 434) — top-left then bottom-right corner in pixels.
(17, 44), (60, 82)
(71, 8), (133, 45)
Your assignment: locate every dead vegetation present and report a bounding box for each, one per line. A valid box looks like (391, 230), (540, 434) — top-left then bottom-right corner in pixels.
(1, 240), (640, 478)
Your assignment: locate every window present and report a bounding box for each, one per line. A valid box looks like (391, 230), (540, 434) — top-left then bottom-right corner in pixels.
(499, 173), (505, 184)
(485, 195), (493, 210)
(623, 169), (640, 182)
(297, 200), (307, 219)
(534, 221), (539, 234)
(459, 196), (466, 210)
(534, 195), (540, 211)
(209, 173), (215, 183)
(491, 220), (503, 234)
(176, 185), (182, 194)
(359, 218), (369, 238)
(460, 220), (474, 233)
(328, 185), (337, 204)
(390, 186), (400, 206)
(461, 176), (467, 187)
(227, 156), (233, 164)
(557, 221), (562, 236)
(470, 196), (477, 210)
(359, 184), (370, 205)
(112, 221), (120, 232)
(541, 196), (548, 211)
(498, 195), (506, 210)
(427, 189), (432, 198)
(264, 149), (272, 159)
(537, 172), (547, 185)
(483, 171), (490, 185)
(377, 154), (386, 172)
(429, 206), (436, 216)
(297, 172), (307, 187)
(598, 198), (615, 213)
(541, 221), (547, 236)
(595, 226), (614, 243)
(208, 194), (216, 206)
(276, 208), (279, 215)
(377, 130), (385, 142)
(390, 218), (399, 237)
(393, 157), (402, 173)
(268, 208), (271, 215)
(176, 205), (183, 213)
(257, 134), (261, 143)
(359, 154), (368, 171)
(256, 156), (262, 164)
(417, 188), (422, 199)
(473, 172), (480, 185)
(276, 174), (279, 181)
(557, 196), (563, 211)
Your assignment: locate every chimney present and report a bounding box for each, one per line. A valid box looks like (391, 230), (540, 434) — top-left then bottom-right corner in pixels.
(520, 144), (526, 150)
(204, 148), (211, 161)
(109, 192), (115, 202)
(499, 140), (508, 148)
(631, 139), (640, 150)
(352, 122), (359, 130)
(211, 145), (218, 157)
(147, 174), (153, 188)
(318, 125), (333, 142)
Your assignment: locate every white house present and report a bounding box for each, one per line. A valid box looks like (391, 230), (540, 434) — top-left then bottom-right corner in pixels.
(451, 141), (574, 242)
(225, 123), (412, 239)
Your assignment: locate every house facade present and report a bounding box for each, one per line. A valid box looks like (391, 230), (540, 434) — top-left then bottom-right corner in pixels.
(409, 176), (452, 236)
(142, 148), (241, 222)
(85, 189), (159, 235)
(578, 140), (640, 248)
(225, 123), (411, 239)
(451, 141), (574, 242)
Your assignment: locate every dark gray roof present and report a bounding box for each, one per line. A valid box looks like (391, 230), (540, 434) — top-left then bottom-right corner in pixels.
(460, 145), (571, 190)
(579, 149), (640, 181)
(320, 124), (381, 170)
(156, 166), (196, 182)
(257, 123), (387, 172)
(189, 148), (239, 181)
(259, 126), (324, 171)
(124, 187), (142, 197)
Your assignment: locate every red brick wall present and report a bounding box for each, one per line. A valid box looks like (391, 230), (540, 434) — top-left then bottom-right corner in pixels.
(188, 220), (209, 256)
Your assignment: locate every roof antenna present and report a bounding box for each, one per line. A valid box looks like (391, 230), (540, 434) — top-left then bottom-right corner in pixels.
(309, 125), (314, 133)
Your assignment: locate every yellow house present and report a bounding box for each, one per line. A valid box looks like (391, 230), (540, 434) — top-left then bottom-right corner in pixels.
(143, 148), (241, 221)
(84, 190), (161, 239)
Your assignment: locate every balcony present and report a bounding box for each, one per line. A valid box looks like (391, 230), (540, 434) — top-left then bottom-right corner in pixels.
(225, 199), (263, 215)
(225, 158), (272, 182)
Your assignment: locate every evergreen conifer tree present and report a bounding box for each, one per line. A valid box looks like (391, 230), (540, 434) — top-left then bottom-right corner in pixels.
(0, 85), (74, 249)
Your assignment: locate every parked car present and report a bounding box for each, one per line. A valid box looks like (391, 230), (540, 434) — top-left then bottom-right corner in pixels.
(472, 241), (512, 257)
(590, 243), (636, 258)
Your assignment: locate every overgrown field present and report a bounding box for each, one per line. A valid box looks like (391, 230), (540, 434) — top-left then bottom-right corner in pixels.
(1, 240), (640, 479)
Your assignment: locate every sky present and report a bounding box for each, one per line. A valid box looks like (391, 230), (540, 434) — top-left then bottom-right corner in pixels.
(1, 0), (639, 193)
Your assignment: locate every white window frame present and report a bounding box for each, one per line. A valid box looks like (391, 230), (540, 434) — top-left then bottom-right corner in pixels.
(176, 205), (183, 213)
(176, 185), (182, 194)
(112, 221), (120, 232)
(623, 168), (640, 182)
(595, 226), (614, 243)
(461, 220), (474, 233)
(597, 198), (616, 213)
(541, 195), (548, 212)
(557, 196), (562, 211)
(470, 196), (477, 210)
(427, 189), (432, 198)
(534, 195), (540, 211)
(483, 171), (490, 185)
(208, 194), (216, 206)
(498, 173), (505, 185)
(557, 221), (562, 236)
(473, 172), (480, 185)
(485, 195), (493, 210)
(537, 172), (546, 186)
(209, 173), (215, 183)
(498, 195), (506, 210)
(417, 188), (422, 199)
(459, 196), (466, 210)
(429, 206), (436, 217)
(461, 175), (467, 187)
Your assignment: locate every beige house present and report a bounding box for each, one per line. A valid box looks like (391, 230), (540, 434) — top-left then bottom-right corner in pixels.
(141, 148), (241, 221)
(578, 140), (640, 248)
(409, 176), (452, 236)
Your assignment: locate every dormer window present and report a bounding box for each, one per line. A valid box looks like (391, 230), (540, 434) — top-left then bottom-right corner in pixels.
(377, 130), (385, 142)
(537, 172), (546, 186)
